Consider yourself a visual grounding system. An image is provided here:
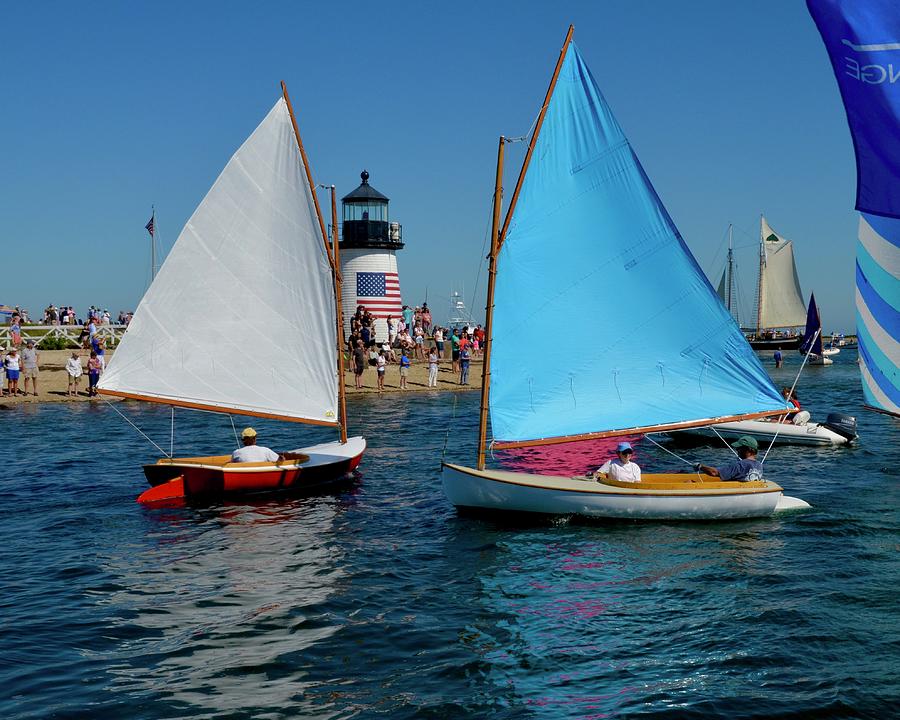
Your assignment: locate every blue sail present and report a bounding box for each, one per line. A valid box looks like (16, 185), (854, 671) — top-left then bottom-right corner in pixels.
(800, 294), (825, 356)
(857, 214), (900, 414)
(807, 0), (900, 416)
(489, 43), (787, 444)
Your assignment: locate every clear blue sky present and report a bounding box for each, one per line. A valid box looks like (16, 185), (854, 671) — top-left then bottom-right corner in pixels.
(0, 1), (859, 331)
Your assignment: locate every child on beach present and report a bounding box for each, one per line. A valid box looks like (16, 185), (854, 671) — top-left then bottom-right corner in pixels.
(4, 348), (21, 396)
(66, 352), (83, 396)
(376, 350), (386, 392)
(87, 350), (101, 396)
(399, 351), (411, 390)
(427, 348), (439, 388)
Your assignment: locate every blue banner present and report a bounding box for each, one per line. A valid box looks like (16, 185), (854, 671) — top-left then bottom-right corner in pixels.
(808, 0), (900, 219)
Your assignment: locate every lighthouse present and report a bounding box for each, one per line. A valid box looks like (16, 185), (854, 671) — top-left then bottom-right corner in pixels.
(339, 170), (404, 342)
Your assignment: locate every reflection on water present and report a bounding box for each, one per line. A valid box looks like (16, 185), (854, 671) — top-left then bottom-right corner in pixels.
(0, 349), (898, 718)
(97, 500), (347, 716)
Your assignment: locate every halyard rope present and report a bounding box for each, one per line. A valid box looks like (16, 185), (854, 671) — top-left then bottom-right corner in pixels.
(101, 397), (171, 458)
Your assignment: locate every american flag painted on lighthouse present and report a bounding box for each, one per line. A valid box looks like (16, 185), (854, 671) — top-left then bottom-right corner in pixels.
(354, 271), (403, 318)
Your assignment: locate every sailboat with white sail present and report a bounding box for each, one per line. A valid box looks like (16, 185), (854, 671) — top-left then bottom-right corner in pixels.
(440, 27), (808, 519)
(99, 84), (365, 503)
(747, 217), (808, 349)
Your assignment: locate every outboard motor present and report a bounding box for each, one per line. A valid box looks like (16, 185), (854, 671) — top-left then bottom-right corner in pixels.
(822, 412), (858, 442)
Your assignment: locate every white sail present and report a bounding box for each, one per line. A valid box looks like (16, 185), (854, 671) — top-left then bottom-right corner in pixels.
(758, 217), (807, 329)
(100, 98), (339, 425)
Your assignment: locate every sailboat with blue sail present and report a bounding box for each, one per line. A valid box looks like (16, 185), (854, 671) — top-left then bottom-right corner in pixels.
(441, 27), (808, 519)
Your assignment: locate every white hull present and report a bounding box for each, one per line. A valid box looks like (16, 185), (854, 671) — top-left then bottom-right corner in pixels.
(441, 463), (807, 520)
(822, 347), (840, 356)
(808, 355), (834, 365)
(671, 418), (849, 446)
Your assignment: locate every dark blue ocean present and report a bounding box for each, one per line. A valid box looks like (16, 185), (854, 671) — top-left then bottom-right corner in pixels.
(2, 349), (898, 719)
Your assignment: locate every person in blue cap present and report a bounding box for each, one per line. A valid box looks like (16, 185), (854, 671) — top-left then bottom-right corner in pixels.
(694, 436), (763, 481)
(594, 441), (641, 483)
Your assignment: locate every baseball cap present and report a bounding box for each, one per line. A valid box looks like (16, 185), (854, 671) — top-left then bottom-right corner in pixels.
(616, 441), (633, 453)
(241, 427), (257, 439)
(731, 436), (758, 451)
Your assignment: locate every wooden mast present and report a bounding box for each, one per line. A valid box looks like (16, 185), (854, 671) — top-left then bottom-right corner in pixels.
(281, 81), (335, 269)
(474, 25), (574, 468)
(330, 186), (349, 444)
(476, 136), (505, 470)
(497, 24), (574, 252)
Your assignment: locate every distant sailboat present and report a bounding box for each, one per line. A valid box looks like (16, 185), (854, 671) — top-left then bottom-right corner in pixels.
(747, 217), (808, 349)
(800, 293), (834, 365)
(715, 224), (739, 325)
(441, 27), (807, 520)
(99, 84), (365, 503)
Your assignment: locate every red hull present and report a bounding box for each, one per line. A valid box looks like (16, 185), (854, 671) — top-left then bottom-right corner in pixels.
(138, 437), (366, 504)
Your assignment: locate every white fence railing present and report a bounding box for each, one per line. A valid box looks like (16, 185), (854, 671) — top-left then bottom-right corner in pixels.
(0, 324), (127, 347)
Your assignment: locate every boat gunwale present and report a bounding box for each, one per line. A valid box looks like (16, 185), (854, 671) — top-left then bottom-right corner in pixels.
(442, 463), (784, 497)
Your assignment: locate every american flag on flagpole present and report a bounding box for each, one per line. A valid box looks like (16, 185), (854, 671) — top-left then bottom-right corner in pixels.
(355, 271), (402, 318)
(145, 214), (155, 237)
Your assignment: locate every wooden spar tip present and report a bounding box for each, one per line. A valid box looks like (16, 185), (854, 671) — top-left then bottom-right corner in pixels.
(279, 80), (334, 270)
(497, 24), (575, 253)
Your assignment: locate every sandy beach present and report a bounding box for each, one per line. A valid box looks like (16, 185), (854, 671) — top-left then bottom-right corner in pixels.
(0, 348), (482, 408)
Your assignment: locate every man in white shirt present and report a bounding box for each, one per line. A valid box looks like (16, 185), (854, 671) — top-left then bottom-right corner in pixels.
(231, 427), (280, 463)
(594, 442), (641, 483)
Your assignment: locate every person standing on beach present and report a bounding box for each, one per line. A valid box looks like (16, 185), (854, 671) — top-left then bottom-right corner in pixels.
(774, 348), (783, 368)
(422, 304), (432, 335)
(4, 348), (21, 396)
(87, 350), (101, 396)
(387, 315), (397, 346)
(427, 347), (439, 387)
(21, 340), (39, 396)
(414, 324), (426, 361)
(399, 350), (411, 390)
(402, 304), (413, 330)
(451, 329), (461, 373)
(66, 352), (83, 396)
(459, 344), (471, 385)
(376, 350), (386, 392)
(10, 316), (21, 348)
(433, 326), (444, 360)
(352, 340), (366, 390)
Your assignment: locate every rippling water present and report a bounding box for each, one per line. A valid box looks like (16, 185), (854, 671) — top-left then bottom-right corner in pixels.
(2, 349), (897, 718)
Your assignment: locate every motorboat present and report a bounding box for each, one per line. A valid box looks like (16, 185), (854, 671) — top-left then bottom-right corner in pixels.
(666, 412), (857, 447)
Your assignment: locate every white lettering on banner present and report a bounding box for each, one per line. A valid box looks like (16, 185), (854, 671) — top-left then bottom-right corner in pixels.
(843, 56), (900, 84)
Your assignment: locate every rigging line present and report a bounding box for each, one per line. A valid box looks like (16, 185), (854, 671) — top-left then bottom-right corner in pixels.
(469, 188), (498, 330)
(505, 104), (545, 144)
(643, 433), (696, 466)
(441, 393), (460, 464)
(101, 397), (171, 457)
(229, 415), (240, 450)
(170, 406), (175, 458)
(762, 328), (820, 464)
(711, 426), (741, 458)
(569, 375), (576, 410)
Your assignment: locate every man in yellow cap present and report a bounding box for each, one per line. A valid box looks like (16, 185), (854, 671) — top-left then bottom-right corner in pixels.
(231, 427), (279, 463)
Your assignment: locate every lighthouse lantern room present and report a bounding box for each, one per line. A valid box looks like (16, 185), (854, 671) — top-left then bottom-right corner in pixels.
(340, 170), (404, 342)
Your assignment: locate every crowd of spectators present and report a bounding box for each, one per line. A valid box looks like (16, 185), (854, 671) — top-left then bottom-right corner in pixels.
(346, 303), (485, 390)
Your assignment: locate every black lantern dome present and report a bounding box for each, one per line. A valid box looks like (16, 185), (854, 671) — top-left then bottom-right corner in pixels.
(340, 170), (403, 249)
